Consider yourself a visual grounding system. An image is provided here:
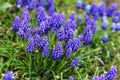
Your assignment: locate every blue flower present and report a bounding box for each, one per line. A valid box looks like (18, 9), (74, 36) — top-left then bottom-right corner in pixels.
(102, 20), (108, 30)
(29, 0), (36, 10)
(36, 7), (46, 25)
(77, 16), (81, 23)
(111, 23), (116, 30)
(81, 2), (86, 10)
(65, 39), (73, 57)
(40, 36), (48, 49)
(32, 27), (37, 34)
(68, 76), (74, 80)
(12, 16), (21, 32)
(42, 46), (50, 57)
(22, 0), (30, 6)
(92, 74), (105, 80)
(105, 66), (117, 80)
(38, 21), (46, 35)
(72, 34), (83, 51)
(92, 25), (98, 34)
(70, 57), (80, 68)
(115, 23), (120, 31)
(83, 26), (93, 46)
(85, 5), (91, 14)
(64, 19), (76, 31)
(24, 28), (32, 39)
(91, 3), (99, 16)
(113, 16), (119, 23)
(21, 6), (30, 23)
(98, 2), (106, 16)
(76, 0), (82, 9)
(46, 0), (54, 9)
(52, 42), (63, 60)
(107, 3), (117, 17)
(16, 0), (22, 8)
(65, 28), (74, 40)
(57, 28), (66, 41)
(51, 13), (64, 32)
(114, 10), (120, 17)
(17, 28), (24, 39)
(48, 5), (55, 16)
(33, 33), (41, 47)
(69, 12), (76, 21)
(102, 34), (108, 43)
(3, 70), (14, 80)
(26, 37), (34, 53)
(37, 0), (44, 7)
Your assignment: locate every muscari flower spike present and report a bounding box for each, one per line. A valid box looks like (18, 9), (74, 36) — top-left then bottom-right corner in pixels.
(65, 39), (73, 57)
(36, 7), (46, 25)
(77, 16), (81, 23)
(33, 33), (41, 47)
(85, 5), (91, 14)
(57, 28), (66, 41)
(69, 12), (76, 21)
(22, 0), (30, 6)
(38, 21), (46, 35)
(81, 2), (86, 10)
(113, 16), (119, 23)
(37, 0), (44, 7)
(51, 13), (64, 33)
(72, 34), (83, 51)
(102, 34), (109, 43)
(102, 19), (108, 30)
(40, 36), (49, 49)
(83, 26), (93, 46)
(76, 0), (82, 9)
(16, 0), (22, 8)
(68, 76), (74, 80)
(105, 66), (117, 80)
(48, 5), (55, 16)
(91, 3), (99, 16)
(111, 22), (116, 30)
(98, 2), (106, 16)
(115, 23), (120, 31)
(92, 74), (105, 80)
(46, 0), (54, 9)
(29, 0), (37, 10)
(26, 37), (34, 53)
(70, 57), (80, 68)
(3, 71), (14, 80)
(107, 3), (117, 17)
(12, 16), (21, 32)
(42, 46), (50, 57)
(52, 42), (63, 61)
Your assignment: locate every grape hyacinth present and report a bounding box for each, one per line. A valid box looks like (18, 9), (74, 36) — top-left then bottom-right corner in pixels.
(81, 2), (86, 10)
(52, 42), (63, 61)
(57, 28), (66, 41)
(21, 6), (30, 23)
(51, 13), (64, 33)
(102, 34), (109, 43)
(70, 57), (80, 68)
(98, 2), (106, 16)
(76, 0), (82, 9)
(3, 71), (14, 80)
(115, 23), (120, 31)
(107, 3), (117, 17)
(42, 46), (50, 57)
(36, 7), (46, 25)
(33, 33), (41, 47)
(83, 26), (93, 46)
(65, 39), (73, 57)
(85, 5), (91, 14)
(77, 16), (81, 23)
(38, 21), (46, 35)
(69, 12), (76, 21)
(48, 5), (55, 16)
(26, 37), (34, 53)
(92, 74), (105, 80)
(72, 34), (83, 51)
(68, 76), (74, 80)
(29, 0), (37, 10)
(105, 66), (117, 80)
(12, 16), (21, 32)
(37, 0), (44, 7)
(46, 0), (54, 9)
(102, 19), (108, 30)
(40, 36), (49, 49)
(16, 0), (22, 8)
(111, 22), (116, 30)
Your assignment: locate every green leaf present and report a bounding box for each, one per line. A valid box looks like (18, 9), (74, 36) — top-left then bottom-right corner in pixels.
(0, 2), (12, 12)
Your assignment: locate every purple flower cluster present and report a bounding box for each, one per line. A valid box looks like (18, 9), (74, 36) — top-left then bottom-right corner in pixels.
(105, 66), (117, 80)
(3, 71), (14, 80)
(92, 74), (105, 80)
(70, 57), (80, 68)
(52, 42), (63, 60)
